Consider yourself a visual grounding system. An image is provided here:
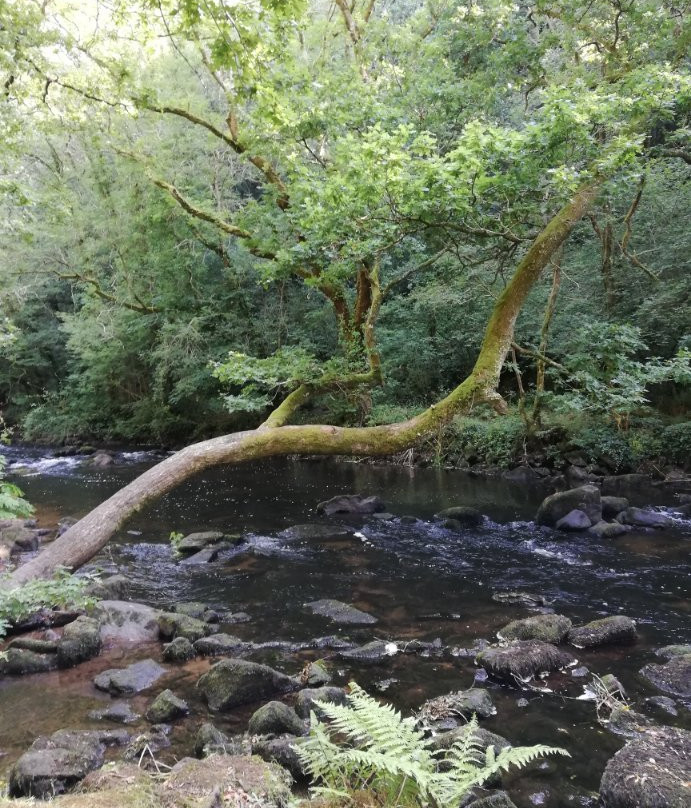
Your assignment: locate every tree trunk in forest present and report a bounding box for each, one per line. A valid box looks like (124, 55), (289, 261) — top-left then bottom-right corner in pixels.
(6, 183), (599, 588)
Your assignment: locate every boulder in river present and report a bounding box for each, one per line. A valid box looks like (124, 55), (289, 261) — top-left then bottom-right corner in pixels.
(655, 643), (691, 660)
(162, 636), (196, 662)
(157, 611), (217, 642)
(303, 660), (331, 686)
(88, 701), (141, 725)
(605, 705), (659, 738)
(2, 647), (59, 675)
(535, 485), (601, 527)
(173, 601), (220, 622)
(599, 726), (690, 807)
(588, 520), (630, 539)
(476, 641), (576, 683)
(316, 494), (386, 515)
(174, 530), (226, 553)
(295, 686), (348, 719)
(567, 616), (637, 648)
(57, 615), (102, 667)
(96, 600), (160, 643)
(338, 640), (398, 665)
(618, 507), (673, 528)
(491, 591), (551, 608)
(434, 506), (484, 527)
(146, 689), (189, 723)
(305, 598), (377, 625)
(418, 688), (496, 729)
(93, 658), (167, 695)
(601, 496), (629, 519)
(197, 658), (299, 711)
(640, 654), (691, 698)
(248, 701), (306, 737)
(0, 519), (40, 554)
(252, 734), (308, 782)
(555, 509), (592, 531)
(278, 523), (355, 541)
(193, 722), (232, 757)
(193, 632), (247, 656)
(497, 614), (572, 644)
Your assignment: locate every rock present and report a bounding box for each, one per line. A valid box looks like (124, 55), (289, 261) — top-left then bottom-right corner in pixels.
(248, 701), (306, 737)
(123, 725), (171, 762)
(371, 511), (395, 521)
(252, 734), (308, 781)
(86, 574), (128, 600)
(57, 615), (102, 667)
(193, 633), (247, 656)
(197, 658), (299, 712)
(491, 591), (551, 608)
(162, 636), (197, 662)
(601, 473), (650, 495)
(279, 523), (355, 541)
(589, 520), (630, 538)
(565, 464), (590, 487)
(536, 485), (601, 527)
(3, 647), (59, 675)
(338, 640), (398, 665)
(430, 724), (511, 754)
(476, 641), (576, 683)
(605, 705), (659, 737)
(640, 654), (691, 697)
(178, 547), (220, 564)
(56, 516), (79, 536)
(555, 508), (592, 530)
(157, 611), (217, 642)
(434, 506), (484, 526)
(618, 507), (673, 528)
(599, 726), (690, 807)
(175, 530), (226, 554)
(88, 701), (141, 724)
(295, 686), (348, 719)
(645, 695), (678, 716)
(93, 658), (167, 695)
(466, 792), (518, 808)
(173, 601), (219, 622)
(316, 494), (386, 516)
(655, 643), (691, 660)
(497, 614), (572, 644)
(89, 451), (114, 467)
(601, 496), (629, 519)
(305, 598), (377, 625)
(0, 520), (40, 553)
(146, 689), (189, 723)
(503, 466), (542, 484)
(419, 688), (496, 729)
(193, 722), (232, 757)
(303, 660), (331, 686)
(7, 636), (59, 653)
(96, 600), (160, 643)
(571, 665), (589, 678)
(567, 616), (637, 648)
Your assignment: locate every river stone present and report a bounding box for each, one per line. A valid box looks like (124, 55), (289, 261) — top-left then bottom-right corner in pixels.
(589, 520), (630, 538)
(146, 689), (189, 723)
(193, 633), (247, 656)
(599, 726), (690, 807)
(605, 705), (659, 738)
(434, 506), (484, 526)
(194, 722), (231, 757)
(89, 451), (114, 467)
(86, 574), (128, 600)
(3, 647), (59, 675)
(252, 734), (308, 781)
(7, 636), (59, 653)
(173, 601), (219, 622)
(57, 615), (102, 667)
(295, 686), (348, 719)
(157, 611), (217, 642)
(278, 523), (355, 541)
(466, 793), (518, 808)
(316, 494), (386, 515)
(618, 507), (673, 528)
(497, 614), (572, 644)
(162, 636), (196, 662)
(93, 658), (167, 694)
(655, 643), (691, 660)
(338, 640), (398, 665)
(491, 591), (551, 607)
(305, 598), (377, 625)
(601, 496), (629, 519)
(96, 600), (160, 643)
(123, 725), (171, 762)
(535, 485), (601, 527)
(88, 701), (141, 724)
(248, 701), (306, 737)
(304, 660), (331, 686)
(567, 616), (637, 648)
(178, 547), (220, 564)
(476, 641), (576, 683)
(175, 530), (226, 553)
(419, 688), (496, 729)
(601, 473), (650, 495)
(640, 654), (691, 697)
(555, 509), (592, 530)
(197, 658), (299, 712)
(645, 696), (678, 717)
(430, 724), (511, 754)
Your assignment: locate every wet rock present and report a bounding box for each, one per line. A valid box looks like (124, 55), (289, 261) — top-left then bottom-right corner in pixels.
(600, 673), (627, 697)
(316, 494), (386, 516)
(434, 506), (484, 527)
(279, 523), (355, 541)
(618, 507), (673, 528)
(193, 722), (231, 757)
(556, 509), (593, 530)
(310, 635), (357, 651)
(93, 658), (167, 695)
(640, 654), (691, 698)
(162, 636), (196, 662)
(571, 665), (589, 678)
(86, 574), (128, 600)
(605, 705), (659, 737)
(226, 610), (251, 623)
(371, 511), (396, 521)
(197, 658), (299, 711)
(173, 601), (219, 622)
(157, 611), (217, 642)
(503, 466), (542, 484)
(599, 726), (690, 807)
(174, 530), (226, 554)
(589, 520), (630, 538)
(96, 600), (160, 643)
(497, 614), (572, 644)
(3, 647), (59, 675)
(0, 520), (40, 553)
(491, 591), (551, 608)
(305, 598), (377, 625)
(419, 688), (496, 729)
(123, 725), (171, 762)
(338, 640), (398, 665)
(645, 695), (678, 717)
(57, 615), (102, 667)
(430, 724), (511, 754)
(565, 464), (590, 487)
(252, 734), (308, 782)
(536, 485), (601, 527)
(295, 686), (348, 719)
(655, 643), (691, 660)
(7, 636), (58, 653)
(601, 473), (650, 496)
(88, 701), (141, 724)
(146, 689), (189, 723)
(248, 701), (306, 737)
(567, 616), (637, 648)
(193, 632), (247, 656)
(56, 516), (79, 536)
(601, 496), (629, 519)
(88, 451), (114, 467)
(466, 792), (518, 808)
(178, 547), (220, 564)
(303, 660), (331, 686)
(476, 641), (576, 683)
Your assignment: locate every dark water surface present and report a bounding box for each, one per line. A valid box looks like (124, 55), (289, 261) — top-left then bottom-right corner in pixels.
(1, 448), (689, 807)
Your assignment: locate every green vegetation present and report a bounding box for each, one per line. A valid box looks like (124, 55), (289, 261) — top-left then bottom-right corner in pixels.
(297, 682), (567, 807)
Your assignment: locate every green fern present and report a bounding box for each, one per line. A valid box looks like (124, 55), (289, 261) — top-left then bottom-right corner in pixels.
(297, 682), (569, 807)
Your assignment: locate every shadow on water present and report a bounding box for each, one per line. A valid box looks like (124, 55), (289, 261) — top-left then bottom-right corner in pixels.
(1, 449), (690, 806)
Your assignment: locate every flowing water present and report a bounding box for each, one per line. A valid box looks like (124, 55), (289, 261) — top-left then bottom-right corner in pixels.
(1, 447), (689, 807)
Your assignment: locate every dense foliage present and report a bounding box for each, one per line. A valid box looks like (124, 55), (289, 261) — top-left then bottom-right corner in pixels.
(0, 1), (688, 461)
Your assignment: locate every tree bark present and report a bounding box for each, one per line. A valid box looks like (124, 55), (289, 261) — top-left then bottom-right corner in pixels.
(6, 183), (599, 587)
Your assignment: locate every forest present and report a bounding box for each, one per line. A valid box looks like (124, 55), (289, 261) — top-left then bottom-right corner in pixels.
(0, 2), (690, 808)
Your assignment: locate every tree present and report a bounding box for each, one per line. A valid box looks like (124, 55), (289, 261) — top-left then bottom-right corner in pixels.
(2, 0), (689, 584)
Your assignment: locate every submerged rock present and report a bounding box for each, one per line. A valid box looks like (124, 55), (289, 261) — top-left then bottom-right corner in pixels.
(655, 643), (691, 660)
(197, 658), (299, 711)
(491, 591), (551, 608)
(96, 600), (160, 643)
(305, 598), (377, 625)
(605, 705), (659, 738)
(146, 689), (189, 723)
(599, 726), (690, 807)
(476, 641), (576, 683)
(338, 640), (398, 665)
(618, 507), (673, 528)
(248, 701), (306, 737)
(555, 509), (592, 531)
(93, 658), (167, 695)
(497, 614), (572, 644)
(430, 724), (510, 754)
(295, 686), (348, 719)
(536, 485), (601, 527)
(567, 616), (637, 648)
(419, 688), (496, 729)
(434, 506), (484, 526)
(162, 636), (196, 662)
(279, 523), (355, 541)
(88, 701), (141, 725)
(640, 654), (691, 698)
(316, 494), (386, 515)
(57, 615), (102, 667)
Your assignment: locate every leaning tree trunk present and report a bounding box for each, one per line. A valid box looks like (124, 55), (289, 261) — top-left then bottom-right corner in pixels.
(6, 183), (599, 587)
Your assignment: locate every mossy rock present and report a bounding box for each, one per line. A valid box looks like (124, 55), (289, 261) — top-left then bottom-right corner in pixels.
(497, 614), (572, 644)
